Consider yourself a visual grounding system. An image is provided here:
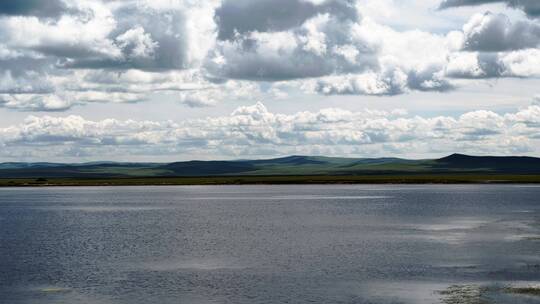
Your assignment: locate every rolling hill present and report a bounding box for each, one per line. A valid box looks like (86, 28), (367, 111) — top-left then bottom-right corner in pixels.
(1, 154), (540, 179)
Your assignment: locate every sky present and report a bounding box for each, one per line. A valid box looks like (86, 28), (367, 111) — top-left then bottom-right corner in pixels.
(0, 0), (539, 162)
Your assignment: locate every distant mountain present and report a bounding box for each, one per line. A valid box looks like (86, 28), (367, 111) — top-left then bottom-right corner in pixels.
(1, 154), (539, 179)
(434, 154), (540, 173)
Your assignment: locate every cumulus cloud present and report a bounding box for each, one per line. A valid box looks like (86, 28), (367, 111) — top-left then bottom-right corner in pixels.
(115, 26), (159, 60)
(0, 0), (250, 110)
(0, 68), (265, 111)
(78, 69), (261, 107)
(0, 70), (55, 94)
(1, 2), (118, 59)
(0, 94), (72, 112)
(441, 10), (540, 79)
(446, 49), (540, 78)
(313, 70), (408, 96)
(498, 48), (540, 76)
(1, 102), (539, 160)
(63, 1), (219, 70)
(206, 5), (458, 96)
(0, 0), (219, 71)
(178, 90), (218, 107)
(439, 0), (540, 18)
(206, 10), (378, 81)
(215, 0), (359, 40)
(460, 12), (540, 52)
(0, 0), (539, 111)
(303, 18), (456, 96)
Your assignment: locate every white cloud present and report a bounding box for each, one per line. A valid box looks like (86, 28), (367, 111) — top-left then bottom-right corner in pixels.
(115, 26), (159, 60)
(178, 90), (218, 108)
(0, 94), (72, 112)
(0, 0), (219, 71)
(446, 48), (540, 78)
(499, 48), (540, 77)
(460, 12), (540, 51)
(205, 11), (378, 81)
(0, 70), (54, 94)
(214, 0), (359, 40)
(313, 70), (408, 95)
(301, 17), (456, 95)
(0, 2), (121, 61)
(0, 0), (538, 124)
(1, 102), (539, 160)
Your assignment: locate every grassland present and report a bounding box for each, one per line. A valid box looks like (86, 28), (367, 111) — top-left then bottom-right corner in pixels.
(1, 174), (540, 187)
(2, 154), (540, 186)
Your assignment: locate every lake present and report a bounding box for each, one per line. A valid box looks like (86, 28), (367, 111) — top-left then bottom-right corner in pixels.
(1, 185), (539, 304)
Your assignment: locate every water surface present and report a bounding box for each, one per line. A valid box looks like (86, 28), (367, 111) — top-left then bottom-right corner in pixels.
(1, 185), (540, 303)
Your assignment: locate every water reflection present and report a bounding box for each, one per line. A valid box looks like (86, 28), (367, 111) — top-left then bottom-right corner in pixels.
(0, 185), (539, 303)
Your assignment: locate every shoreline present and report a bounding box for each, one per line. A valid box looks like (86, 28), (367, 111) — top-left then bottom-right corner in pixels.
(2, 174), (540, 187)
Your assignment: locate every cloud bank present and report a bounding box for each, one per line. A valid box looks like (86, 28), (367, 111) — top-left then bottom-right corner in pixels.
(1, 102), (539, 161)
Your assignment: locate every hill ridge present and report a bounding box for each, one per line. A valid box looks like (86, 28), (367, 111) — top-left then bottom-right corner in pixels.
(1, 154), (540, 179)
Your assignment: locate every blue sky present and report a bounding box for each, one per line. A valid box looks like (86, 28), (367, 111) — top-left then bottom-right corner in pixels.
(0, 0), (539, 161)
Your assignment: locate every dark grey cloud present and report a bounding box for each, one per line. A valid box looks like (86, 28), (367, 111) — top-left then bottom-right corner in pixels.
(63, 5), (190, 71)
(0, 2), (201, 72)
(0, 57), (52, 77)
(446, 52), (514, 79)
(407, 66), (454, 92)
(0, 74), (54, 94)
(206, 36), (377, 81)
(0, 58), (57, 95)
(206, 4), (376, 82)
(462, 12), (540, 52)
(440, 0), (540, 18)
(476, 53), (506, 77)
(0, 0), (67, 18)
(207, 47), (376, 81)
(215, 0), (359, 40)
(109, 5), (188, 70)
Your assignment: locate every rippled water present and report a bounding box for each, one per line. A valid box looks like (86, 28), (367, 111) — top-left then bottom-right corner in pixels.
(1, 185), (540, 304)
